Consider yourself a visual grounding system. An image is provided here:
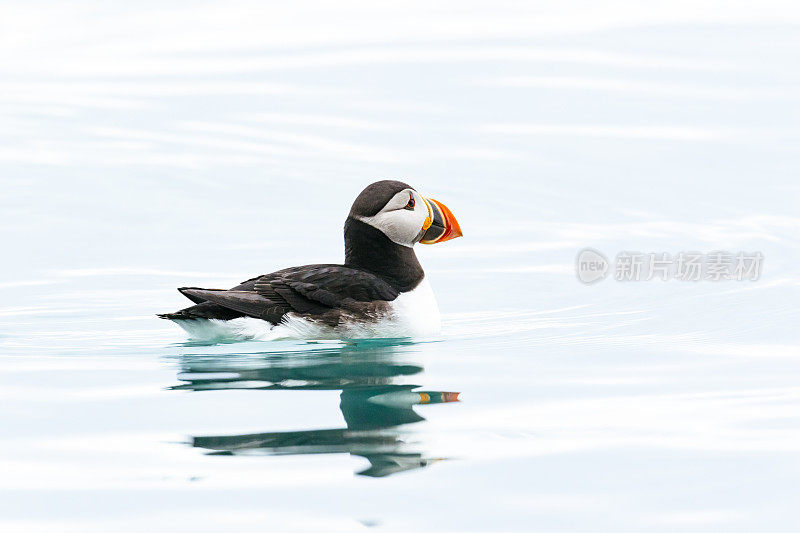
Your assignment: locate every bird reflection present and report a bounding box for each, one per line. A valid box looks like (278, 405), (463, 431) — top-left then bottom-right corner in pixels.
(171, 340), (459, 477)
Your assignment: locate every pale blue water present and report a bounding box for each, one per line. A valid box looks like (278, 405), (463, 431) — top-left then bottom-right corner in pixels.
(2, 2), (800, 531)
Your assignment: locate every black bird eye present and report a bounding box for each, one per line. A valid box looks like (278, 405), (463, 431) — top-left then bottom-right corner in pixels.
(404, 195), (415, 210)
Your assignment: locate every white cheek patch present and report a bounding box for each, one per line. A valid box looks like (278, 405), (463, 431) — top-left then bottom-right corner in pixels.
(356, 190), (429, 247)
(356, 211), (417, 247)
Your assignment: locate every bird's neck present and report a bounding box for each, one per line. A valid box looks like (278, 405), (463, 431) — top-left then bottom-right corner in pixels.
(344, 217), (424, 293)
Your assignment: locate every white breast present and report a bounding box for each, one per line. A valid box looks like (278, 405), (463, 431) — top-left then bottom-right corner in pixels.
(385, 277), (442, 337)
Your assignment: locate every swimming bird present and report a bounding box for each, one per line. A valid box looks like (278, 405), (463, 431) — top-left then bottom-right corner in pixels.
(158, 180), (462, 340)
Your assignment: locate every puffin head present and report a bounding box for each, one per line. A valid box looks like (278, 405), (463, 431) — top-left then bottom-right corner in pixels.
(349, 180), (462, 247)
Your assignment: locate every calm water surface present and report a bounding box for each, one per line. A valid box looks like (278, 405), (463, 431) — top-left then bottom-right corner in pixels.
(1, 2), (800, 531)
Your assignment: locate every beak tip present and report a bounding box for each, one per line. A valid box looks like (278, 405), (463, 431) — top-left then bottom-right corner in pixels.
(442, 392), (460, 402)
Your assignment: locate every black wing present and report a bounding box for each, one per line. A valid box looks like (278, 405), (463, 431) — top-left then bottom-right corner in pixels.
(157, 274), (261, 321)
(159, 264), (400, 326)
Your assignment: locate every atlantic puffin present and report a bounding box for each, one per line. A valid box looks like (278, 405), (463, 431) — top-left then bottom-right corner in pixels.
(159, 180), (462, 340)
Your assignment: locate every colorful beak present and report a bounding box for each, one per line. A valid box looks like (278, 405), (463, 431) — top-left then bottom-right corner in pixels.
(417, 391), (460, 404)
(420, 197), (463, 244)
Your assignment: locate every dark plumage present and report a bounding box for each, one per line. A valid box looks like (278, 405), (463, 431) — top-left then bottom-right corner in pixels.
(159, 180), (423, 326)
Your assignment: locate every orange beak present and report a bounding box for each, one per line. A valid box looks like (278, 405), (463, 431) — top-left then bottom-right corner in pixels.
(416, 391), (461, 403)
(420, 197), (463, 244)
(440, 392), (460, 402)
